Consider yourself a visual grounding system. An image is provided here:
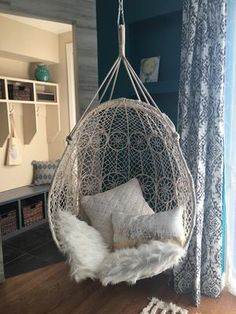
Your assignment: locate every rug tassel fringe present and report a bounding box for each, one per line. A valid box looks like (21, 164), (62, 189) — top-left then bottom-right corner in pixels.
(140, 297), (188, 314)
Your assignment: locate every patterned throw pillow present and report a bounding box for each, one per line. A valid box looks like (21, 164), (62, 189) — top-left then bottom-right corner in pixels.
(80, 178), (154, 247)
(112, 206), (185, 249)
(32, 160), (60, 185)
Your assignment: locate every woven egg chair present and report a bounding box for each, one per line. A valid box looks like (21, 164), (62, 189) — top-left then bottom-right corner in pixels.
(48, 18), (196, 285)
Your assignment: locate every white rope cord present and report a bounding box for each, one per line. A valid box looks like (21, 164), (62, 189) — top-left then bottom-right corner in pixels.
(124, 58), (176, 131)
(125, 58), (159, 109)
(99, 57), (122, 102)
(79, 56), (121, 121)
(123, 57), (150, 105)
(123, 58), (142, 101)
(68, 0), (173, 140)
(67, 56), (121, 141)
(109, 57), (122, 100)
(74, 0), (159, 127)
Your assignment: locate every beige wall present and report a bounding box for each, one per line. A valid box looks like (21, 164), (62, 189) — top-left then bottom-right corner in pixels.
(0, 15), (59, 64)
(0, 106), (49, 192)
(0, 57), (30, 78)
(48, 31), (72, 159)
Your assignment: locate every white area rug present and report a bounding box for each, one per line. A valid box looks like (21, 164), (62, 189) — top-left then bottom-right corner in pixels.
(140, 297), (188, 314)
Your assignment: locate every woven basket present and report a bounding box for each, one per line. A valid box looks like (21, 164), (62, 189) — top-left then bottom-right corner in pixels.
(23, 201), (44, 226)
(8, 83), (32, 101)
(0, 209), (17, 235)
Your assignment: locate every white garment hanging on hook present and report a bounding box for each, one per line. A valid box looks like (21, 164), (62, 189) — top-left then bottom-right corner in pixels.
(5, 113), (22, 166)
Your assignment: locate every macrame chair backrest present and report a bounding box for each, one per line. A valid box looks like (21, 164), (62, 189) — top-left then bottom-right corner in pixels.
(48, 1), (196, 253)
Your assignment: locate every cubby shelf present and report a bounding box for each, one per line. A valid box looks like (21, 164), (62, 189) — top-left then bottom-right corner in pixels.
(0, 185), (49, 240)
(0, 76), (60, 146)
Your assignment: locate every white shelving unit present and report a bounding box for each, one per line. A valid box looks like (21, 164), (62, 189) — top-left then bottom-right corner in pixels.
(0, 76), (60, 146)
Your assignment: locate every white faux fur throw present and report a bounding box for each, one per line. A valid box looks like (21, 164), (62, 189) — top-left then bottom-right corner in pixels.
(98, 240), (185, 285)
(57, 211), (109, 282)
(57, 211), (185, 285)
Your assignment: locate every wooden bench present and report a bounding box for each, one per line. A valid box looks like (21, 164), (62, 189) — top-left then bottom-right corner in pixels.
(0, 185), (50, 240)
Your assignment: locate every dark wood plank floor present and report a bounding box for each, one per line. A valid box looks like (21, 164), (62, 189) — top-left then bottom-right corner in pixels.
(0, 262), (235, 314)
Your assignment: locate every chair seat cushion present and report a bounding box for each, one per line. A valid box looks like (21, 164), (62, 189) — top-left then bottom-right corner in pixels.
(80, 178), (154, 246)
(56, 210), (185, 285)
(98, 240), (185, 285)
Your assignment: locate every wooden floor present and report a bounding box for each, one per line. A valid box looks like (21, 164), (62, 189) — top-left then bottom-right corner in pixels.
(0, 262), (235, 314)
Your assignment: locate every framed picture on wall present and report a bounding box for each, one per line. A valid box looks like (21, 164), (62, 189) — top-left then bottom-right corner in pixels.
(140, 56), (160, 83)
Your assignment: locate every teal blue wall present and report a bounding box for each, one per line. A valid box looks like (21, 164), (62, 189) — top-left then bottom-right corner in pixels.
(96, 0), (183, 126)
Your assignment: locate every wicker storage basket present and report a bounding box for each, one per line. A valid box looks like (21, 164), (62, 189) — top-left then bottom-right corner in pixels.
(23, 200), (44, 226)
(0, 209), (17, 235)
(0, 80), (4, 99)
(8, 83), (32, 101)
(0, 86), (3, 99)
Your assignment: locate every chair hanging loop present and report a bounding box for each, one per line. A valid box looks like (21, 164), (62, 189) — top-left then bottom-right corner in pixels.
(117, 0), (126, 57)
(119, 25), (126, 57)
(117, 0), (125, 26)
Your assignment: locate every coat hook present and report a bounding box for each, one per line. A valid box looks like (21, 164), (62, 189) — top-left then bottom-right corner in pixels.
(36, 105), (40, 116)
(9, 104), (15, 114)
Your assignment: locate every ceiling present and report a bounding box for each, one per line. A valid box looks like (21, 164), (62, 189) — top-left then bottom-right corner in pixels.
(0, 13), (72, 34)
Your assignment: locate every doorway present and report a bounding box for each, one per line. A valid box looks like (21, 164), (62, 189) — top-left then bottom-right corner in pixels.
(0, 12), (77, 278)
(0, 12), (77, 192)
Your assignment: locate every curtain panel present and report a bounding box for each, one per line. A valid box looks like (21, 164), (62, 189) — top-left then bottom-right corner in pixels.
(224, 0), (236, 296)
(173, 0), (226, 305)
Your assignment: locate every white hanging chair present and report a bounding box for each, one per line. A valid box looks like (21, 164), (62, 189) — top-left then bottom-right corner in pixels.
(48, 1), (196, 286)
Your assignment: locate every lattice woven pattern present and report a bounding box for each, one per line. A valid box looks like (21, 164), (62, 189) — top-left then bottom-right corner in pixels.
(48, 98), (196, 251)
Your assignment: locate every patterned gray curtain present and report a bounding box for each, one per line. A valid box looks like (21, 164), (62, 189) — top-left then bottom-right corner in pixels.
(173, 0), (226, 305)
